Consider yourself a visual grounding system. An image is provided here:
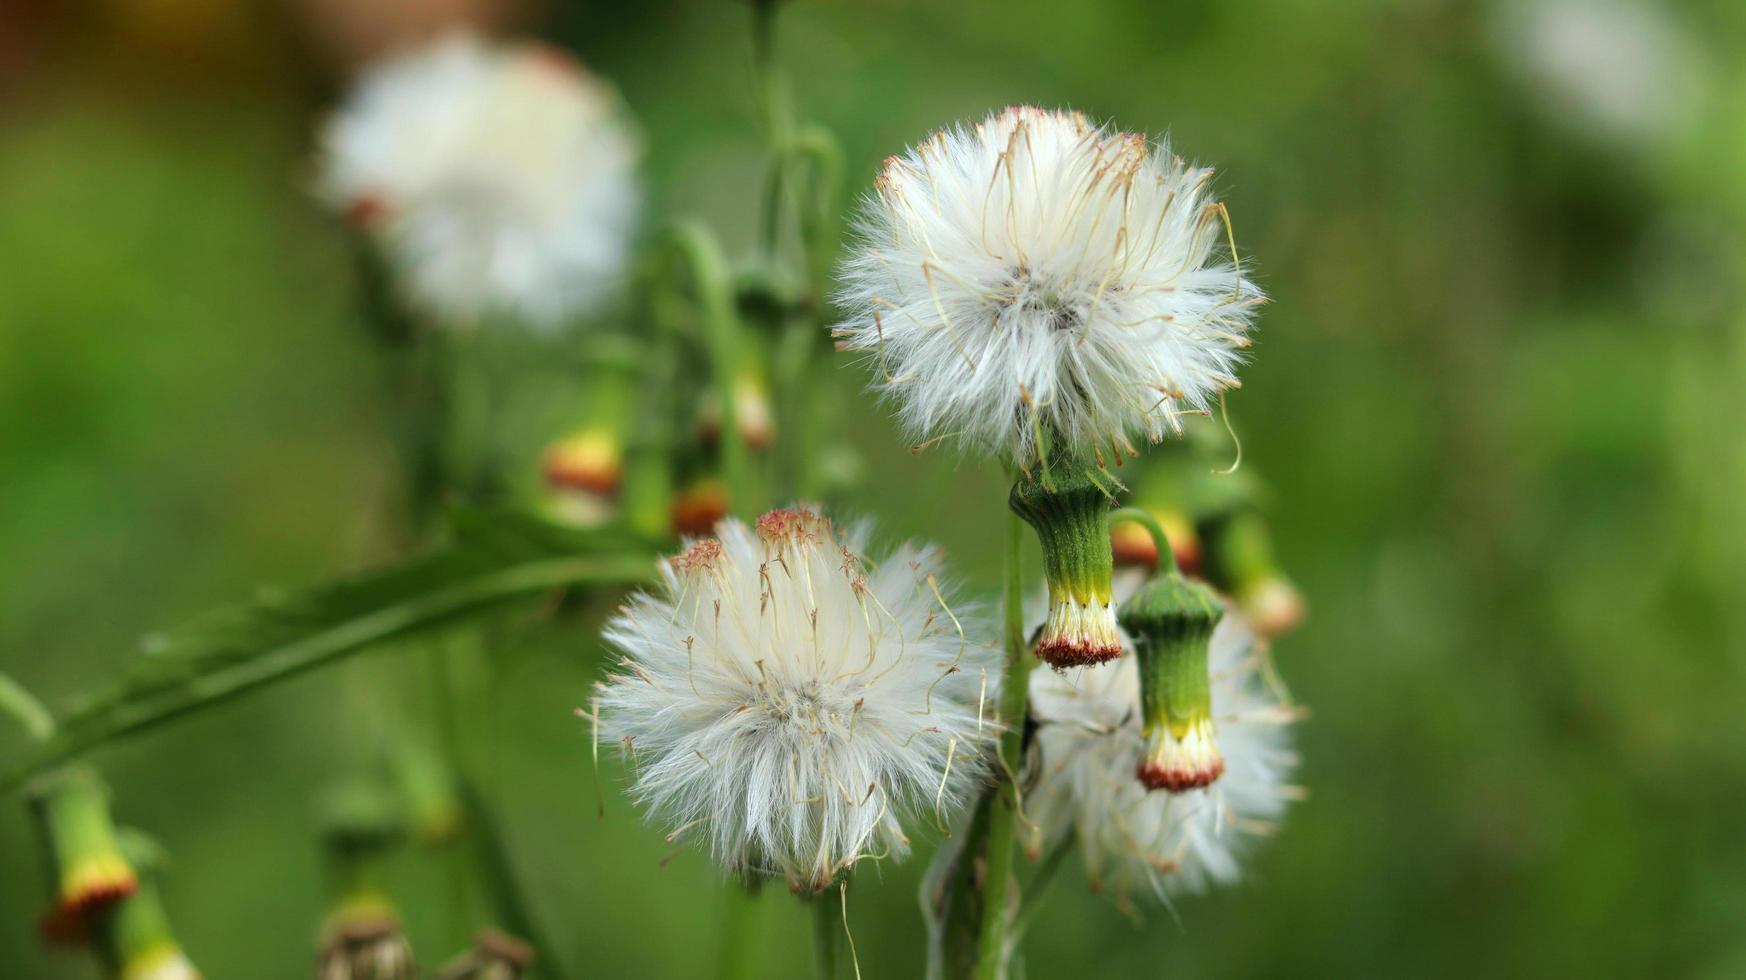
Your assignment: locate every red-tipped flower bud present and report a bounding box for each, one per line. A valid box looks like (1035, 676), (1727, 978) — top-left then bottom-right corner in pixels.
(1119, 574), (1225, 792)
(1010, 469), (1121, 668)
(29, 768), (139, 943)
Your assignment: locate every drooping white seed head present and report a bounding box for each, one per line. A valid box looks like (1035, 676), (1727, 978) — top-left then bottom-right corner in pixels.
(595, 509), (1000, 892)
(834, 105), (1262, 467)
(317, 33), (639, 328)
(1026, 611), (1300, 906)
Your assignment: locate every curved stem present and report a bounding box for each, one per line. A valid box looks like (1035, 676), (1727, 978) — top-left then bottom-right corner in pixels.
(1108, 506), (1178, 575)
(668, 223), (755, 515)
(974, 501), (1031, 979)
(0, 672), (54, 743)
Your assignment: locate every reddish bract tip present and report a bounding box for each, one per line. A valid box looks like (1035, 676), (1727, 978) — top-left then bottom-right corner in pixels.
(1034, 637), (1124, 669)
(345, 193), (390, 229)
(1110, 522), (1159, 569)
(1136, 757), (1226, 793)
(37, 878), (139, 945)
(672, 486), (729, 537)
(542, 454), (620, 495)
(1109, 521), (1202, 575)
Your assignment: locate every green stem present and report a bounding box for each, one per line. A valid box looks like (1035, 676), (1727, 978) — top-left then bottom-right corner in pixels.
(717, 882), (763, 980)
(668, 223), (755, 515)
(1108, 506), (1178, 575)
(425, 636), (476, 948)
(0, 671), (55, 742)
(812, 886), (841, 980)
(974, 503), (1031, 980)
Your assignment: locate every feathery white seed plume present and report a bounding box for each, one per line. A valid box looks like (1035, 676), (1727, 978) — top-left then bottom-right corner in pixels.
(317, 33), (639, 328)
(834, 105), (1262, 467)
(596, 509), (1001, 892)
(1026, 610), (1300, 904)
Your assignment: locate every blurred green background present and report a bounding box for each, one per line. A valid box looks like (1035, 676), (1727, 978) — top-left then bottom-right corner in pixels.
(5, 0), (1746, 976)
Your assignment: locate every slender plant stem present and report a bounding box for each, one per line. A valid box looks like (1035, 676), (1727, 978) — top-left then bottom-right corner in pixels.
(668, 223), (755, 515)
(717, 882), (763, 980)
(1108, 506), (1178, 575)
(812, 886), (841, 980)
(0, 672), (54, 742)
(974, 502), (1031, 980)
(425, 633), (475, 947)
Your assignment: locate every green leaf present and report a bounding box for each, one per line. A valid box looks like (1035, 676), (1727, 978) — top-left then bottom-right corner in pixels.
(7, 510), (659, 789)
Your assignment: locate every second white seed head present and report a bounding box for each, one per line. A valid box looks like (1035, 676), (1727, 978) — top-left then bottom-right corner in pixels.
(317, 33), (640, 329)
(595, 510), (1000, 892)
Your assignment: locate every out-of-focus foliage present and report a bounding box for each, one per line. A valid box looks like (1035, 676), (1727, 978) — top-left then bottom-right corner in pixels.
(3, 0), (1746, 977)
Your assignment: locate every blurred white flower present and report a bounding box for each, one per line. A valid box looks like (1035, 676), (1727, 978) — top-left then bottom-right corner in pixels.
(1493, 0), (1703, 147)
(834, 105), (1261, 467)
(1025, 611), (1300, 905)
(318, 33), (639, 328)
(596, 508), (1000, 892)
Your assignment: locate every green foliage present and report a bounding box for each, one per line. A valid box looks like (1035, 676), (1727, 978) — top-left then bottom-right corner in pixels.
(7, 512), (656, 789)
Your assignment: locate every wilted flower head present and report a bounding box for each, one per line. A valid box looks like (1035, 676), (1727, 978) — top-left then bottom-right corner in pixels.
(318, 33), (639, 328)
(318, 915), (414, 980)
(435, 930), (533, 980)
(596, 508), (1000, 892)
(835, 105), (1261, 467)
(1026, 612), (1300, 905)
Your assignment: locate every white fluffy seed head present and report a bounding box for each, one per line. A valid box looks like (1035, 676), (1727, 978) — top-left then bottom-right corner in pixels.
(1025, 611), (1300, 906)
(317, 33), (639, 328)
(596, 509), (1001, 892)
(834, 105), (1262, 467)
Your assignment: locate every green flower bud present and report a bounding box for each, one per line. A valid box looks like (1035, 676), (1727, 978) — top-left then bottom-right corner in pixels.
(1119, 574), (1225, 792)
(29, 767), (138, 942)
(1010, 469), (1121, 668)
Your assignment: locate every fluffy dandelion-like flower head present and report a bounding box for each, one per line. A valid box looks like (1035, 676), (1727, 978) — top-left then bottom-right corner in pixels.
(1026, 612), (1300, 904)
(318, 33), (639, 328)
(835, 105), (1262, 467)
(596, 509), (1000, 892)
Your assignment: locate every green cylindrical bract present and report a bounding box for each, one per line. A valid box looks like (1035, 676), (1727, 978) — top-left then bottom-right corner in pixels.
(1120, 575), (1222, 738)
(1008, 469), (1114, 608)
(29, 767), (136, 906)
